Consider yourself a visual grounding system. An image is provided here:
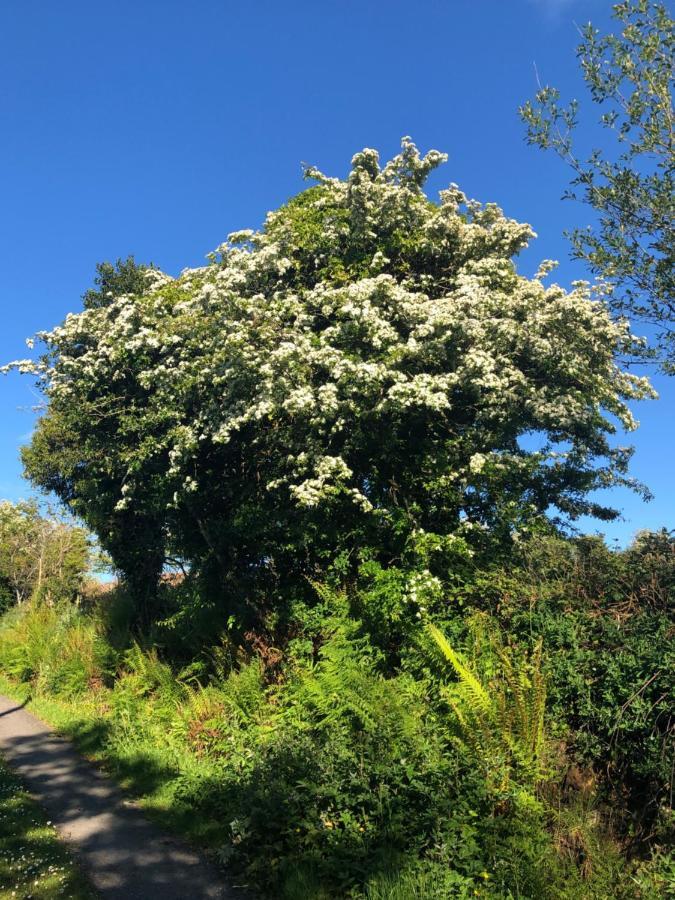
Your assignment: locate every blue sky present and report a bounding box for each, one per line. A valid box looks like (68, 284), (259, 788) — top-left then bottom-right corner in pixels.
(1, 0), (672, 544)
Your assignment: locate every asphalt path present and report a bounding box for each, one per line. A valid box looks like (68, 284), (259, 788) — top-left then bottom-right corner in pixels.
(0, 693), (248, 899)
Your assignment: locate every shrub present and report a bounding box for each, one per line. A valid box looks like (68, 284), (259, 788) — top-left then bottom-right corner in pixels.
(0, 542), (670, 898)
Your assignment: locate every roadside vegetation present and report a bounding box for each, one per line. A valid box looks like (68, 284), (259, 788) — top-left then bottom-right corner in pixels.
(0, 531), (672, 898)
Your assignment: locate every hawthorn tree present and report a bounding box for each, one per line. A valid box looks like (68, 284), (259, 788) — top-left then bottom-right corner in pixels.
(521, 0), (674, 370)
(8, 140), (653, 621)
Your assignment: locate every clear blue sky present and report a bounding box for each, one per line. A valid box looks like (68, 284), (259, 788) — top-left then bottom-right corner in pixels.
(1, 0), (672, 544)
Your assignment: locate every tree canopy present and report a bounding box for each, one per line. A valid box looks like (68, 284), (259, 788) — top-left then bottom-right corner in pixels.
(521, 0), (674, 370)
(82, 256), (155, 310)
(8, 139), (653, 619)
(0, 500), (90, 608)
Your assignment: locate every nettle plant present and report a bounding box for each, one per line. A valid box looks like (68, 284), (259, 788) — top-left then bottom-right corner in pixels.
(8, 139), (653, 618)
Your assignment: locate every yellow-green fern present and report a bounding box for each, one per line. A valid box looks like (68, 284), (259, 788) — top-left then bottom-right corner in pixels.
(426, 618), (547, 791)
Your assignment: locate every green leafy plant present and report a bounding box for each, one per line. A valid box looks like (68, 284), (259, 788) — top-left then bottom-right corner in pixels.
(426, 616), (547, 790)
(0, 577), (664, 898)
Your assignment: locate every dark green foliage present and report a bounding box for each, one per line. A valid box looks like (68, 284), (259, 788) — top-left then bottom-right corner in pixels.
(0, 550), (672, 898)
(477, 531), (675, 844)
(0, 577), (14, 614)
(22, 409), (167, 628)
(82, 255), (154, 309)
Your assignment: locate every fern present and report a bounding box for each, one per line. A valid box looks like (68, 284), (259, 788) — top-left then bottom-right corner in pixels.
(426, 623), (492, 716)
(426, 617), (547, 790)
(124, 644), (186, 703)
(293, 614), (419, 753)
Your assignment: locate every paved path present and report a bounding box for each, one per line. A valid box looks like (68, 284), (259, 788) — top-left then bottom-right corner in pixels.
(0, 694), (248, 899)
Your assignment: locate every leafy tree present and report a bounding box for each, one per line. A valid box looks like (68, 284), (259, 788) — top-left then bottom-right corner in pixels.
(520, 0), (675, 370)
(8, 139), (653, 621)
(0, 500), (90, 606)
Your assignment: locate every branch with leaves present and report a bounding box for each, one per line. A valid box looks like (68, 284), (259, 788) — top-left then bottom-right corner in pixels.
(521, 0), (674, 370)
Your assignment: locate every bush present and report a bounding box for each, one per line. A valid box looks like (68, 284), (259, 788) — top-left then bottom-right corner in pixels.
(478, 533), (675, 843)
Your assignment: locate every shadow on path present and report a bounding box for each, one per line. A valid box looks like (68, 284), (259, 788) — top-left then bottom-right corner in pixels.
(0, 694), (249, 900)
(0, 695), (31, 717)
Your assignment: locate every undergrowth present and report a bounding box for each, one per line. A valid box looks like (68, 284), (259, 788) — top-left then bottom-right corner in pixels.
(0, 534), (673, 899)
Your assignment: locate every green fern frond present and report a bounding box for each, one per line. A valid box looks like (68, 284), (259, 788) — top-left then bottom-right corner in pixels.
(424, 620), (548, 790)
(426, 623), (492, 716)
